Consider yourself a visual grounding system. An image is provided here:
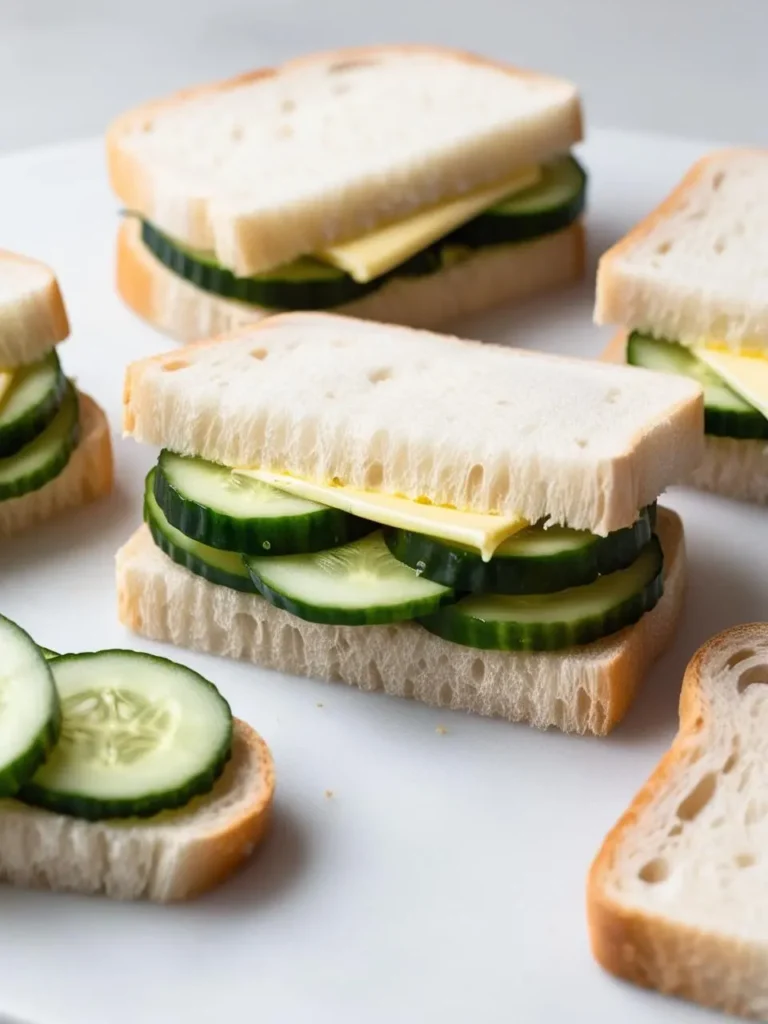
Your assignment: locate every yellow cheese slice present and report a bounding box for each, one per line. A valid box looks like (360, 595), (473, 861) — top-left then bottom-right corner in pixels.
(319, 166), (541, 284)
(695, 346), (768, 417)
(234, 469), (528, 562)
(0, 371), (13, 410)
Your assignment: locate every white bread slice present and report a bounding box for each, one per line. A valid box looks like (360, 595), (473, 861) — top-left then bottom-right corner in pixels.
(107, 45), (582, 274)
(116, 216), (586, 342)
(0, 393), (113, 538)
(0, 718), (274, 902)
(588, 624), (768, 1018)
(116, 508), (684, 737)
(602, 330), (768, 505)
(0, 249), (69, 367)
(595, 150), (768, 349)
(122, 313), (703, 536)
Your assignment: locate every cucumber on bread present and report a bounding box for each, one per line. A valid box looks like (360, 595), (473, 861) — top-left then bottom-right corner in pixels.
(588, 624), (768, 1019)
(118, 312), (703, 735)
(108, 46), (586, 339)
(0, 251), (113, 537)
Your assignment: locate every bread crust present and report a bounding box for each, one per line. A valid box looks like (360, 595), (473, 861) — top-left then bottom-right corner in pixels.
(115, 216), (586, 342)
(0, 392), (113, 538)
(107, 46), (582, 269)
(0, 249), (70, 366)
(587, 625), (768, 1018)
(116, 508), (685, 737)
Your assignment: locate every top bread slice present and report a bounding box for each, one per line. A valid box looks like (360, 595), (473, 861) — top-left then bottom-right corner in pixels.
(588, 624), (768, 1019)
(595, 149), (768, 349)
(123, 312), (703, 535)
(0, 250), (69, 367)
(107, 45), (582, 275)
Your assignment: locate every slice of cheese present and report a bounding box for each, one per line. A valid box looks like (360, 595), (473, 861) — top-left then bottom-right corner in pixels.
(234, 469), (528, 562)
(0, 371), (13, 410)
(695, 346), (768, 417)
(319, 166), (541, 284)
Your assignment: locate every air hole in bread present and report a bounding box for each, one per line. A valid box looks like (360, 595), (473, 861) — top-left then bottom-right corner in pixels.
(231, 125), (244, 142)
(161, 359), (189, 372)
(576, 687), (591, 722)
(333, 83), (351, 97)
(677, 772), (717, 821)
(712, 171), (726, 191)
(668, 823), (683, 838)
(367, 367), (392, 384)
(711, 816), (726, 829)
(604, 388), (621, 404)
(328, 59), (377, 74)
(439, 681), (453, 706)
(325, 391), (335, 400)
(402, 677), (415, 699)
(638, 857), (669, 884)
(276, 124), (293, 140)
(713, 238), (727, 255)
(735, 853), (756, 869)
(723, 750), (739, 774)
(367, 660), (383, 689)
(365, 461), (383, 488)
(467, 463), (484, 495)
(281, 99), (295, 114)
(737, 665), (768, 693)
(745, 798), (766, 825)
(738, 764), (754, 794)
(141, 120), (154, 134)
(727, 648), (756, 669)
(655, 241), (673, 256)
(575, 438), (589, 449)
(471, 658), (485, 684)
(496, 399), (509, 407)
(250, 348), (268, 361)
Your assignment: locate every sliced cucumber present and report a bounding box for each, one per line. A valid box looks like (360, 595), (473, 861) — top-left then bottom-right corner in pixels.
(0, 352), (66, 458)
(448, 156), (587, 248)
(419, 537), (663, 651)
(627, 332), (768, 440)
(0, 614), (60, 797)
(244, 530), (455, 625)
(155, 450), (373, 555)
(0, 383), (79, 502)
(145, 470), (256, 593)
(20, 650), (233, 821)
(141, 220), (382, 310)
(385, 505), (655, 594)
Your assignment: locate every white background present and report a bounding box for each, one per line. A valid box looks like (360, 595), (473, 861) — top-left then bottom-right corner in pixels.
(2, 0), (768, 151)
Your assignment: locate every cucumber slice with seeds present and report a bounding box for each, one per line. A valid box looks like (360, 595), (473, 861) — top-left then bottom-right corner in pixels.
(385, 504), (655, 594)
(145, 470), (256, 592)
(448, 156), (587, 248)
(0, 615), (60, 797)
(0, 383), (79, 501)
(244, 530), (456, 625)
(20, 650), (232, 821)
(627, 332), (768, 440)
(0, 352), (66, 458)
(419, 537), (664, 651)
(155, 450), (373, 555)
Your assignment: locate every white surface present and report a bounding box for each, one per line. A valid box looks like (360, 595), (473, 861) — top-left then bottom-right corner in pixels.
(0, 128), (760, 1024)
(2, 0), (768, 151)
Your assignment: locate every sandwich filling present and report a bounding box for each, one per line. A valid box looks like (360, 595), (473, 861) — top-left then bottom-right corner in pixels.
(135, 155), (586, 312)
(0, 351), (83, 503)
(627, 334), (768, 441)
(142, 448), (665, 653)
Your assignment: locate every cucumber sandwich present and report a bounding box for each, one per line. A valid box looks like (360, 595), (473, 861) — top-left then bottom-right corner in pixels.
(596, 149), (768, 505)
(118, 312), (703, 736)
(0, 616), (274, 902)
(0, 250), (112, 537)
(107, 46), (586, 341)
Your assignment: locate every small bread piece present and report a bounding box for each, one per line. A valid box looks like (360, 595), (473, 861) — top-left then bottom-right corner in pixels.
(602, 330), (768, 505)
(595, 150), (768, 349)
(588, 624), (768, 1019)
(116, 216), (585, 342)
(0, 718), (274, 902)
(107, 45), (581, 274)
(0, 250), (69, 367)
(0, 393), (113, 538)
(123, 313), (702, 535)
(116, 508), (684, 737)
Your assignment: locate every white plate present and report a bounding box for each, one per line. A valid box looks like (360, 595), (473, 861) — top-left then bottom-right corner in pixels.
(0, 130), (758, 1024)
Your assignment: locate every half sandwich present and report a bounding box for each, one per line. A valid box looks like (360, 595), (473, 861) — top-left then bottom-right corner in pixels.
(108, 46), (586, 341)
(597, 149), (768, 505)
(117, 313), (703, 736)
(0, 250), (112, 537)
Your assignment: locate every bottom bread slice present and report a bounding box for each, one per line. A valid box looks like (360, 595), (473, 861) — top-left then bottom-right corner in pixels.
(116, 216), (585, 342)
(0, 392), (113, 538)
(0, 719), (274, 902)
(116, 508), (685, 737)
(602, 331), (768, 505)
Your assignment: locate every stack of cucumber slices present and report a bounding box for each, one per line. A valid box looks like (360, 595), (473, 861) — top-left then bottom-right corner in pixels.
(145, 451), (666, 653)
(628, 333), (768, 440)
(138, 156), (587, 312)
(0, 352), (81, 502)
(0, 614), (232, 821)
